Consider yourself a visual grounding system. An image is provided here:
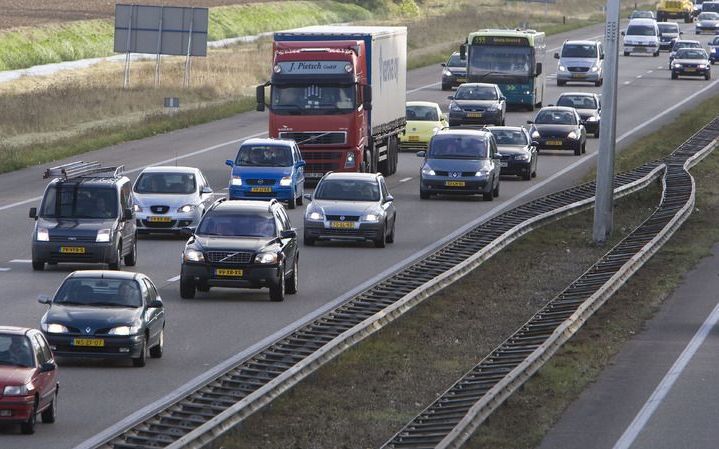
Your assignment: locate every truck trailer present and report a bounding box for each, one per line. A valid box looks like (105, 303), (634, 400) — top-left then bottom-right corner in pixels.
(256, 25), (407, 179)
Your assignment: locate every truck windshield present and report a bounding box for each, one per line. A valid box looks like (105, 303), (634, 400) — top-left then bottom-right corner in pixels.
(235, 145), (293, 167)
(40, 186), (118, 219)
(271, 84), (356, 115)
(469, 45), (533, 82)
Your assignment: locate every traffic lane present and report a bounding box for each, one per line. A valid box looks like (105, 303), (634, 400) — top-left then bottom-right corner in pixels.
(538, 244), (719, 449)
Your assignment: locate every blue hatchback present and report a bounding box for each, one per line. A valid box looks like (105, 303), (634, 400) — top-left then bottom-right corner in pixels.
(225, 138), (306, 209)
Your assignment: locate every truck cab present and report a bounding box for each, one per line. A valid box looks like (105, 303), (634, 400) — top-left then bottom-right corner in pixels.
(657, 0), (694, 22)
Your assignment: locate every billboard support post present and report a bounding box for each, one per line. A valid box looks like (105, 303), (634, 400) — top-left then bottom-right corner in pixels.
(123, 5), (134, 89)
(154, 6), (164, 87)
(183, 11), (194, 88)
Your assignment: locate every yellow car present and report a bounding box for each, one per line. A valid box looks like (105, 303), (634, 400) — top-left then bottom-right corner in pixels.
(400, 101), (448, 151)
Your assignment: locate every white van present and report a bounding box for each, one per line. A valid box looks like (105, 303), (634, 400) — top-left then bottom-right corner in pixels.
(622, 18), (661, 56)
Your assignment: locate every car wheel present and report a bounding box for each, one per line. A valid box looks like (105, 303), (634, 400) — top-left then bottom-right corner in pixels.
(374, 223), (387, 248)
(303, 233), (316, 246)
(594, 131), (600, 138)
(595, 79), (603, 87)
(108, 244), (122, 270)
(269, 266), (286, 302)
(483, 190), (493, 201)
(522, 169), (531, 181)
(296, 190), (304, 206)
(285, 257), (299, 294)
(653, 50), (660, 57)
(180, 276), (196, 299)
(623, 51), (630, 56)
(582, 141), (587, 154)
(124, 237), (137, 266)
(41, 392), (57, 424)
(20, 402), (36, 434)
(556, 80), (566, 86)
(32, 260), (45, 271)
(386, 217), (396, 244)
(574, 144), (581, 156)
(441, 83), (451, 91)
(132, 338), (147, 367)
(706, 72), (711, 80)
(287, 194), (296, 210)
(492, 178), (500, 197)
(149, 329), (164, 358)
(420, 190), (431, 199)
(671, 72), (678, 79)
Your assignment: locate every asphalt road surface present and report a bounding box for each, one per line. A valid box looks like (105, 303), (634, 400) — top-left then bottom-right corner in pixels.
(0, 20), (717, 449)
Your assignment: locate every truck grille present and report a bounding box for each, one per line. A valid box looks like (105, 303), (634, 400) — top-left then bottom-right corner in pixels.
(205, 251), (253, 264)
(279, 131), (347, 145)
(303, 151), (343, 160)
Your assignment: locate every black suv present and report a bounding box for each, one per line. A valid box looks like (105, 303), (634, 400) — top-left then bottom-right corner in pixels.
(180, 198), (299, 301)
(29, 162), (137, 271)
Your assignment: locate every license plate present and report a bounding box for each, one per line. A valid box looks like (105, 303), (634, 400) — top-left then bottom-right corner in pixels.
(457, 78), (467, 82)
(0, 410), (10, 417)
(571, 73), (587, 78)
(634, 47), (646, 52)
(60, 246), (85, 254)
(500, 161), (509, 167)
(330, 221), (355, 229)
(250, 187), (272, 193)
(305, 172), (324, 178)
(148, 216), (172, 223)
(73, 338), (104, 347)
(215, 268), (243, 277)
(546, 140), (563, 146)
(408, 135), (420, 142)
(445, 181), (466, 187)
(466, 112), (483, 118)
(685, 68), (696, 72)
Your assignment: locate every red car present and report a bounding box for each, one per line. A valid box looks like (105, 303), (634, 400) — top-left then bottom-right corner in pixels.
(0, 327), (58, 434)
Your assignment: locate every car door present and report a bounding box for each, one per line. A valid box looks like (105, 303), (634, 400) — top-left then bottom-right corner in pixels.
(276, 207), (297, 275)
(119, 181), (134, 254)
(576, 111), (586, 142)
(141, 278), (163, 346)
(293, 144), (305, 193)
(30, 334), (55, 411)
(496, 86), (506, 115)
(197, 171), (214, 211)
(379, 177), (396, 228)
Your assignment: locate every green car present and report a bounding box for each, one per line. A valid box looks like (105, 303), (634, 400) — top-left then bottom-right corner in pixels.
(400, 101), (448, 151)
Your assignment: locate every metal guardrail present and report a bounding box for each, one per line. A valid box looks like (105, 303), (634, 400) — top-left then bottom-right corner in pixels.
(95, 159), (665, 449)
(381, 119), (719, 449)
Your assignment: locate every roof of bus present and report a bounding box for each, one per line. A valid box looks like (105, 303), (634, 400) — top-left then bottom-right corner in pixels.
(468, 29), (546, 40)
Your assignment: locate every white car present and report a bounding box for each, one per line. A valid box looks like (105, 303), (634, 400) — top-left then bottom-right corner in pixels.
(696, 11), (719, 34)
(132, 166), (215, 235)
(623, 18), (661, 57)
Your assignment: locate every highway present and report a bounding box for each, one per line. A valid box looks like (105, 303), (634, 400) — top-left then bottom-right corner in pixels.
(538, 243), (719, 449)
(0, 20), (717, 448)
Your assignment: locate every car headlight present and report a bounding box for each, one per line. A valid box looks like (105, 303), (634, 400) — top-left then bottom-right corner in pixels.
(475, 169), (491, 177)
(711, 47), (717, 53)
(531, 130), (540, 139)
(36, 227), (49, 242)
(133, 204), (143, 213)
(515, 153), (531, 161)
(255, 252), (278, 264)
(590, 65), (599, 72)
(183, 248), (204, 262)
(108, 324), (141, 336)
(485, 106), (498, 112)
(344, 151), (356, 169)
(567, 131), (578, 139)
(449, 102), (463, 112)
(673, 63), (682, 69)
(279, 176), (292, 187)
(421, 166), (436, 176)
(363, 213), (380, 222)
(587, 116), (599, 122)
(230, 176), (242, 186)
(177, 204), (195, 213)
(432, 126), (440, 134)
(307, 211), (324, 221)
(3, 384), (34, 397)
(443, 69), (452, 76)
(698, 64), (708, 69)
(96, 228), (112, 243)
(42, 323), (69, 334)
(558, 64), (566, 72)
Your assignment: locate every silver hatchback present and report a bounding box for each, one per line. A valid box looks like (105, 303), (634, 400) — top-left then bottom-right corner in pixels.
(555, 40), (604, 87)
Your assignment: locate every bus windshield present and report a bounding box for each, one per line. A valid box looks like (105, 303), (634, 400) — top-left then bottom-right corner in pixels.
(469, 45), (533, 82)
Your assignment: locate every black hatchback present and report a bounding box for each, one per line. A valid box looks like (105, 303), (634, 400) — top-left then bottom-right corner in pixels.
(180, 198), (299, 301)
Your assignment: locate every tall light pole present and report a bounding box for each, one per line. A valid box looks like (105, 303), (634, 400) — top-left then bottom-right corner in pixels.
(593, 0), (620, 244)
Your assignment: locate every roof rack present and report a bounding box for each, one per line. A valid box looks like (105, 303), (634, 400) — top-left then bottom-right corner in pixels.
(44, 161), (124, 181)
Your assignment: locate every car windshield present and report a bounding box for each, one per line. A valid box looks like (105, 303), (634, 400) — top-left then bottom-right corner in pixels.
(535, 110), (577, 125)
(407, 105), (439, 121)
(40, 186), (118, 219)
(557, 95), (598, 109)
(197, 213), (276, 237)
(447, 53), (464, 67)
(561, 43), (597, 58)
(631, 11), (653, 18)
(0, 335), (34, 368)
(626, 25), (657, 36)
(711, 36), (719, 45)
(429, 135), (488, 159)
(676, 49), (707, 59)
(705, 2), (719, 12)
(454, 86), (497, 100)
(235, 145), (293, 167)
(54, 278), (142, 308)
(314, 179), (380, 201)
(699, 11), (719, 19)
(490, 129), (528, 146)
(134, 172), (196, 194)
(658, 24), (679, 33)
(674, 41), (701, 50)
(271, 84), (355, 115)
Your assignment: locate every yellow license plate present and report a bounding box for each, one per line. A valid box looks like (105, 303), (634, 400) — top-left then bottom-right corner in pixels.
(408, 135), (420, 142)
(546, 140), (563, 146)
(445, 181), (466, 187)
(215, 268), (243, 277)
(251, 187), (272, 193)
(148, 216), (172, 222)
(73, 338), (104, 347)
(60, 246), (85, 254)
(685, 68), (696, 72)
(571, 73), (587, 78)
(330, 221), (355, 229)
(466, 112), (483, 118)
(457, 78), (467, 82)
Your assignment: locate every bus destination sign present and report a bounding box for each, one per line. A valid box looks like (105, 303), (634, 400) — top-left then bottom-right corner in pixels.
(472, 36), (530, 46)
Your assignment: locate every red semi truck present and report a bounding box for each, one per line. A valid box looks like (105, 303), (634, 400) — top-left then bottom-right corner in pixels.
(256, 26), (407, 179)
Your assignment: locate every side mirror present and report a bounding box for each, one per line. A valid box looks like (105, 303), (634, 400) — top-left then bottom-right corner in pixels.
(499, 95), (506, 101)
(37, 294), (51, 305)
(384, 194), (394, 203)
(441, 113), (448, 121)
(201, 186), (213, 194)
(547, 104), (555, 107)
(526, 120), (534, 124)
(303, 193), (312, 201)
(296, 160), (306, 168)
(225, 159), (234, 167)
(440, 63), (447, 67)
(416, 150), (427, 158)
(447, 95), (454, 100)
(531, 140), (539, 147)
(180, 227), (194, 238)
(123, 208), (134, 221)
(679, 31), (684, 35)
(621, 31), (626, 36)
(280, 229), (297, 239)
(40, 362), (56, 373)
(600, 53), (605, 60)
(535, 62), (542, 76)
(29, 207), (37, 219)
(460, 43), (467, 60)
(148, 299), (163, 308)
(554, 52), (560, 59)
(363, 85), (372, 111)
(256, 84), (266, 112)
(495, 152), (503, 159)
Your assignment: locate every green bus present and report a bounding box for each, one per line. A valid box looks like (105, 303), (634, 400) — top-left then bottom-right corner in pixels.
(461, 29), (546, 110)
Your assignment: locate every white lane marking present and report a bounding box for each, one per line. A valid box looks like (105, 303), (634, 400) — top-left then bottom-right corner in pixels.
(624, 81), (632, 85)
(399, 177), (413, 183)
(10, 259), (31, 263)
(167, 275), (180, 282)
(611, 301), (719, 449)
(636, 75), (643, 78)
(0, 268), (10, 272)
(647, 70), (654, 74)
(407, 82), (440, 94)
